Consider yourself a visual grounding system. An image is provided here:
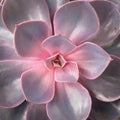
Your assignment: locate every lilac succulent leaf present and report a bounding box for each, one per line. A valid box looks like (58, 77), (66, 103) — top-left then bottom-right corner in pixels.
(88, 1), (120, 46)
(0, 0), (5, 6)
(0, 39), (21, 60)
(54, 1), (99, 46)
(109, 0), (120, 12)
(2, 0), (52, 34)
(21, 62), (55, 104)
(66, 42), (111, 79)
(85, 0), (120, 12)
(89, 98), (120, 120)
(27, 103), (50, 120)
(14, 21), (50, 58)
(55, 62), (79, 82)
(46, 0), (69, 19)
(0, 60), (36, 108)
(0, 6), (13, 40)
(80, 55), (120, 102)
(105, 35), (120, 58)
(47, 82), (91, 120)
(0, 101), (28, 120)
(42, 35), (75, 55)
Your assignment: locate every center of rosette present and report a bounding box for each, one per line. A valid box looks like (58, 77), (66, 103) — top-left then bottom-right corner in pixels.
(45, 54), (67, 69)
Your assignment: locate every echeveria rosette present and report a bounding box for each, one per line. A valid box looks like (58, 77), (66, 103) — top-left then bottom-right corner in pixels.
(0, 0), (119, 120)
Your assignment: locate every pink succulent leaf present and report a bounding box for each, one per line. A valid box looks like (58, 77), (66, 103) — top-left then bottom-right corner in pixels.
(47, 82), (91, 120)
(0, 39), (21, 60)
(89, 1), (120, 46)
(21, 62), (55, 104)
(90, 98), (120, 120)
(0, 101), (28, 120)
(55, 62), (79, 82)
(80, 55), (120, 102)
(2, 0), (52, 34)
(42, 35), (75, 55)
(27, 103), (49, 120)
(66, 42), (111, 79)
(0, 7), (13, 40)
(46, 0), (69, 19)
(14, 21), (50, 58)
(54, 1), (99, 45)
(0, 60), (35, 108)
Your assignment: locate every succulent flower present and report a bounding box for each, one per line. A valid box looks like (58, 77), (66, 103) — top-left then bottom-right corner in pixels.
(0, 0), (120, 120)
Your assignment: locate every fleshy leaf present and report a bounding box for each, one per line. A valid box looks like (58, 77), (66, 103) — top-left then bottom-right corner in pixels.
(90, 1), (120, 46)
(54, 1), (99, 45)
(55, 62), (79, 82)
(107, 0), (120, 12)
(2, 0), (52, 34)
(47, 82), (91, 120)
(76, 0), (120, 12)
(106, 35), (120, 58)
(46, 0), (69, 19)
(0, 101), (28, 120)
(80, 56), (120, 102)
(0, 0), (5, 6)
(0, 39), (20, 60)
(22, 63), (55, 104)
(66, 42), (111, 79)
(0, 60), (34, 108)
(42, 35), (75, 55)
(0, 7), (13, 40)
(89, 98), (120, 120)
(27, 103), (49, 120)
(14, 21), (50, 58)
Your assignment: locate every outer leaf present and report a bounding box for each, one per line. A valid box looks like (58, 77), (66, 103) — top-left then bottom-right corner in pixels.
(0, 39), (20, 60)
(76, 0), (120, 12)
(80, 56), (120, 102)
(106, 35), (120, 58)
(14, 21), (49, 58)
(90, 1), (120, 46)
(0, 60), (35, 108)
(0, 0), (5, 6)
(107, 0), (120, 12)
(27, 103), (49, 120)
(2, 0), (52, 34)
(46, 0), (69, 19)
(54, 1), (99, 45)
(0, 6), (13, 40)
(89, 98), (120, 120)
(0, 101), (28, 120)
